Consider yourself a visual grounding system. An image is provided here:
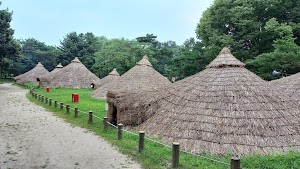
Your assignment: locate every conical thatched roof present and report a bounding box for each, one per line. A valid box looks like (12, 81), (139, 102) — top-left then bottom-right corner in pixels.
(39, 63), (64, 88)
(114, 47), (300, 155)
(94, 55), (171, 99)
(91, 68), (120, 97)
(93, 68), (120, 89)
(44, 57), (99, 88)
(51, 63), (64, 73)
(268, 72), (300, 101)
(14, 62), (49, 84)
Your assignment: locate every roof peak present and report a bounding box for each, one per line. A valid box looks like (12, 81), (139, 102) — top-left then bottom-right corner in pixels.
(72, 57), (81, 63)
(56, 63), (63, 68)
(36, 62), (44, 67)
(206, 47), (245, 68)
(109, 68), (120, 76)
(136, 55), (153, 67)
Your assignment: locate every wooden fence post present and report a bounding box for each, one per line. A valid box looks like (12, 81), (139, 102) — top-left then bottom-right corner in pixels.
(118, 124), (123, 140)
(60, 102), (63, 110)
(54, 101), (58, 108)
(38, 95), (41, 101)
(41, 96), (44, 102)
(139, 131), (145, 152)
(74, 107), (78, 118)
(49, 98), (52, 106)
(88, 111), (93, 124)
(66, 104), (70, 114)
(34, 94), (37, 99)
(45, 98), (48, 104)
(172, 142), (180, 168)
(103, 117), (108, 131)
(231, 156), (240, 169)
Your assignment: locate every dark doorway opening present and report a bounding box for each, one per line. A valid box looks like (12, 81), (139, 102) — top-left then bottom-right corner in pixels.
(112, 104), (117, 125)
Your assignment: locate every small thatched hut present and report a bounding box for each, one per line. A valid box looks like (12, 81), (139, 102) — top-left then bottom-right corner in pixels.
(268, 72), (300, 101)
(91, 68), (120, 97)
(106, 55), (171, 125)
(14, 62), (49, 84)
(94, 68), (120, 88)
(114, 47), (300, 155)
(45, 57), (99, 88)
(39, 63), (64, 88)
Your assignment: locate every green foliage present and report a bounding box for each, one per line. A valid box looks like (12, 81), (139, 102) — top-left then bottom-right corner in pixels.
(166, 38), (208, 80)
(0, 2), (21, 76)
(57, 32), (99, 70)
(246, 18), (300, 80)
(92, 38), (153, 77)
(196, 0), (300, 65)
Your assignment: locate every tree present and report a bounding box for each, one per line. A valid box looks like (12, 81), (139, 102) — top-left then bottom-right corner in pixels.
(196, 0), (300, 63)
(136, 34), (180, 76)
(57, 32), (99, 69)
(166, 38), (208, 80)
(0, 2), (21, 77)
(246, 18), (300, 80)
(92, 38), (154, 77)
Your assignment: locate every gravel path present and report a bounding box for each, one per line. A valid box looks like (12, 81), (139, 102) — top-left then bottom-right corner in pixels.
(0, 83), (142, 169)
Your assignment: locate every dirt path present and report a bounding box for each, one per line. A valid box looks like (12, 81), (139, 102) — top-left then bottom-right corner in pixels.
(0, 83), (142, 169)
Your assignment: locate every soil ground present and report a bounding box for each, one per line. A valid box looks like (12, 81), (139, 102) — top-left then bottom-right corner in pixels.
(0, 83), (141, 169)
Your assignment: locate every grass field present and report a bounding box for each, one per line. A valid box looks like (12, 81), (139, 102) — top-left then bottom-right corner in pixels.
(24, 85), (300, 169)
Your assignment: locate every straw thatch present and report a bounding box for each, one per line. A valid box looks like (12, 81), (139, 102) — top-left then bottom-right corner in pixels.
(105, 55), (171, 124)
(94, 68), (120, 88)
(43, 57), (99, 88)
(113, 47), (300, 155)
(268, 72), (300, 101)
(14, 62), (49, 84)
(39, 63), (64, 88)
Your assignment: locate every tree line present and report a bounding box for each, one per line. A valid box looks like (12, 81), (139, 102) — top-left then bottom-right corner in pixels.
(1, 0), (300, 81)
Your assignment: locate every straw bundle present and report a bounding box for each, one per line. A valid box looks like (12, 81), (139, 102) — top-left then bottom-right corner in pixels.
(14, 62), (49, 84)
(39, 63), (64, 88)
(44, 57), (99, 88)
(268, 72), (300, 101)
(113, 47), (300, 155)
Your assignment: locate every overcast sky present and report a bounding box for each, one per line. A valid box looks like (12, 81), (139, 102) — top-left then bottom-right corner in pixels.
(2, 0), (213, 46)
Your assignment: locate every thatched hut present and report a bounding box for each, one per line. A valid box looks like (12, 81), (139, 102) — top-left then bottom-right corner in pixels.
(94, 68), (120, 88)
(14, 62), (49, 84)
(91, 68), (120, 96)
(114, 47), (300, 155)
(106, 55), (171, 125)
(268, 72), (300, 101)
(39, 63), (64, 88)
(45, 57), (99, 88)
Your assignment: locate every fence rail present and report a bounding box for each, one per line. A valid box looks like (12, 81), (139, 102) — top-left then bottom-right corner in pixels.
(29, 89), (241, 169)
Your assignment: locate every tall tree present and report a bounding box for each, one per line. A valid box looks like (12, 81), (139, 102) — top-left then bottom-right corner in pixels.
(0, 2), (21, 77)
(166, 38), (208, 80)
(196, 0), (300, 63)
(57, 32), (99, 69)
(246, 18), (300, 80)
(92, 38), (153, 77)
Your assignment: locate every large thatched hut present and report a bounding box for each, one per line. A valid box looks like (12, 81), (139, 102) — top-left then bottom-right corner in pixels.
(114, 47), (300, 155)
(44, 57), (99, 88)
(106, 55), (171, 125)
(39, 63), (64, 88)
(91, 68), (120, 97)
(14, 62), (49, 84)
(268, 72), (300, 101)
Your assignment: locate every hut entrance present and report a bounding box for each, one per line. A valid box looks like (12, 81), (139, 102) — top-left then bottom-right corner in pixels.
(112, 104), (118, 125)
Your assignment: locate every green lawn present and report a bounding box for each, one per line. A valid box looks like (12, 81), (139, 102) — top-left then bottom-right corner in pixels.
(24, 85), (300, 169)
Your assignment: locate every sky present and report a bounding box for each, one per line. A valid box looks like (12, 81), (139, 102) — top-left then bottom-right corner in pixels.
(2, 0), (213, 46)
